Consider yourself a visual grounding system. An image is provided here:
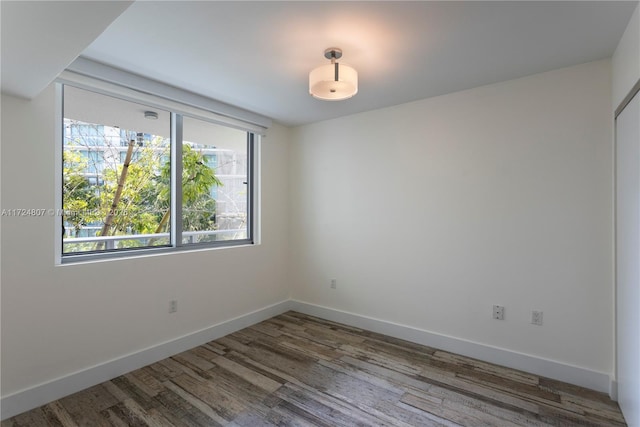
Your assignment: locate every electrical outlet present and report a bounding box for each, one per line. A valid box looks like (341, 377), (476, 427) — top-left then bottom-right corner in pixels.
(330, 278), (337, 289)
(493, 305), (504, 320)
(169, 300), (178, 313)
(531, 310), (543, 326)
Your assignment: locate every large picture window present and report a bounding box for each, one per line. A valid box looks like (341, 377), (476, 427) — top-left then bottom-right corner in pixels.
(61, 85), (254, 259)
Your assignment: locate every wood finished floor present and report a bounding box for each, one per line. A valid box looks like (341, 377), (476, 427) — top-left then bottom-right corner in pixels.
(2, 311), (627, 427)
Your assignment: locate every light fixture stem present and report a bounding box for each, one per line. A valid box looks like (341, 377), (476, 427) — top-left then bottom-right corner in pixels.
(329, 50), (339, 81)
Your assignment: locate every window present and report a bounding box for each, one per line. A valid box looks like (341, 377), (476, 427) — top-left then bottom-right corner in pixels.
(61, 85), (255, 260)
(182, 116), (250, 245)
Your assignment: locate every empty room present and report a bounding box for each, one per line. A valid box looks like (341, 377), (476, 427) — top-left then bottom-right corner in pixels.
(1, 1), (639, 426)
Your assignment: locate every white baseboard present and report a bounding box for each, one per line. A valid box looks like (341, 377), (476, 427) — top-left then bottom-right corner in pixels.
(2, 299), (615, 420)
(609, 380), (618, 402)
(0, 300), (292, 421)
(290, 300), (613, 396)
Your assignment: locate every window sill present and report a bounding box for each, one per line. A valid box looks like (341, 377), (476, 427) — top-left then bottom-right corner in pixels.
(57, 241), (256, 266)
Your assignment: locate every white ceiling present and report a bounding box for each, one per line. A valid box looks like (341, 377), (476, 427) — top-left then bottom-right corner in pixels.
(0, 1), (133, 99)
(2, 1), (638, 127)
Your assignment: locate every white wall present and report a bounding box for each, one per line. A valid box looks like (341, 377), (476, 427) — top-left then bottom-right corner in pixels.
(0, 85), (290, 397)
(290, 60), (614, 380)
(613, 3), (640, 425)
(615, 93), (640, 427)
(612, 3), (640, 109)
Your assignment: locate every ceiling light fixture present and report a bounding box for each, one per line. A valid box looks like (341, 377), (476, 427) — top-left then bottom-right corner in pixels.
(309, 48), (358, 101)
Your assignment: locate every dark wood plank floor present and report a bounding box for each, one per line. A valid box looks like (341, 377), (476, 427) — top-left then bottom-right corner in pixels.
(2, 311), (627, 426)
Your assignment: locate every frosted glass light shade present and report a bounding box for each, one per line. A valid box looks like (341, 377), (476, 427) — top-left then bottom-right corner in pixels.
(309, 63), (358, 101)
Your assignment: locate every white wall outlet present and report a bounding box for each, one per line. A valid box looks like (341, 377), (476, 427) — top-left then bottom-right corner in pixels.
(531, 310), (543, 326)
(169, 300), (178, 313)
(330, 278), (337, 289)
(493, 305), (505, 320)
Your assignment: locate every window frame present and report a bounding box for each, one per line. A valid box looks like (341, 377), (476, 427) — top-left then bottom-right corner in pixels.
(56, 83), (260, 264)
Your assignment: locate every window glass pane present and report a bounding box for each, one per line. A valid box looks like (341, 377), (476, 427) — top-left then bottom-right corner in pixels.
(182, 116), (249, 245)
(63, 86), (171, 254)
